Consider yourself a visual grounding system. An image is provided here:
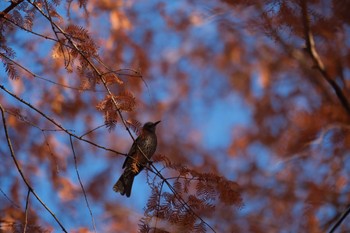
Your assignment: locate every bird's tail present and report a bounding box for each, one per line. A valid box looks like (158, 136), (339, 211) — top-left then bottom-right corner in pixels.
(113, 170), (135, 197)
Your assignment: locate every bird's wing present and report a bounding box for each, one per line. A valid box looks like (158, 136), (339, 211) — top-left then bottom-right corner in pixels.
(122, 137), (139, 169)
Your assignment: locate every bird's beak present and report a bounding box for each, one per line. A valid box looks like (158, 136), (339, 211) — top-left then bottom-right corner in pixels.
(154, 120), (161, 126)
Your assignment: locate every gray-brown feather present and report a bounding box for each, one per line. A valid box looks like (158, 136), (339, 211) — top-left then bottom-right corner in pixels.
(114, 121), (159, 197)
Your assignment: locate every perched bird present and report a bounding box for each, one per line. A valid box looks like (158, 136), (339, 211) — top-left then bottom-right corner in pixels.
(113, 121), (161, 197)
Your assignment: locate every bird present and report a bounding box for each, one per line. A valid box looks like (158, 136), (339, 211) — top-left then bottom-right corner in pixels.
(113, 121), (161, 197)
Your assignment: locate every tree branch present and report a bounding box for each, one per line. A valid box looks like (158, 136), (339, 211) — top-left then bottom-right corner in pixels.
(300, 0), (350, 115)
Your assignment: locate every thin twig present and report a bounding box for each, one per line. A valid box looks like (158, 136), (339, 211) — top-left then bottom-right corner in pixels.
(0, 103), (68, 233)
(69, 136), (97, 233)
(0, 187), (20, 208)
(42, 130), (60, 174)
(23, 189), (30, 233)
(79, 123), (106, 138)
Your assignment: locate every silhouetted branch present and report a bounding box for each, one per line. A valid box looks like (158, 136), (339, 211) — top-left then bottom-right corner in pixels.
(0, 103), (68, 233)
(328, 205), (350, 233)
(300, 0), (350, 115)
(69, 136), (97, 233)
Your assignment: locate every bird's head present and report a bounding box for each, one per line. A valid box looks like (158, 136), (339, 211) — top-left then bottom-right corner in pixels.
(143, 121), (161, 133)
